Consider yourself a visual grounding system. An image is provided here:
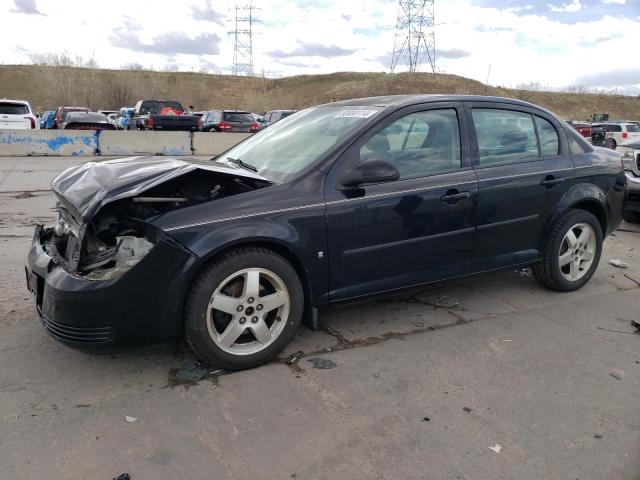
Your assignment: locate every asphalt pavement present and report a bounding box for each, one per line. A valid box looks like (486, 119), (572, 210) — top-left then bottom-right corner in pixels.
(1, 156), (639, 479)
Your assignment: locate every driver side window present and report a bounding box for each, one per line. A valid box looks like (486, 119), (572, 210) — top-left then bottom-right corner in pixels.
(358, 109), (461, 179)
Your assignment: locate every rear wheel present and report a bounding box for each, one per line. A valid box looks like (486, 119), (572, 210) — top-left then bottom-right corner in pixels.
(533, 209), (603, 291)
(184, 247), (304, 370)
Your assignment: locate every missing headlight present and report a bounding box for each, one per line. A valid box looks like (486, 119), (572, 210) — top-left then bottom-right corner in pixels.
(83, 236), (154, 281)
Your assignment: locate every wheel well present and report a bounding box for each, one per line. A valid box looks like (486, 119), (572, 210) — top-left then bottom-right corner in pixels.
(572, 200), (607, 234)
(192, 240), (313, 305)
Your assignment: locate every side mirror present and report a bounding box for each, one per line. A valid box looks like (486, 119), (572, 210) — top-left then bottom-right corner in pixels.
(337, 159), (399, 190)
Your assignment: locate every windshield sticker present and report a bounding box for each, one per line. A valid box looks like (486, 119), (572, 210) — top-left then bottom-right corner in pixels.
(334, 109), (378, 119)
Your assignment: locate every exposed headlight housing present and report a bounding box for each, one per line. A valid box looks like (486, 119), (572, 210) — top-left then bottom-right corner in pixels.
(618, 147), (635, 171)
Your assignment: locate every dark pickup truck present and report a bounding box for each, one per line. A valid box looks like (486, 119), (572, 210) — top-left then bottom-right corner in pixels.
(129, 100), (200, 131)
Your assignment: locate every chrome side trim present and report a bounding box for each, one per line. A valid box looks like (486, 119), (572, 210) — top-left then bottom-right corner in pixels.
(164, 203), (325, 231)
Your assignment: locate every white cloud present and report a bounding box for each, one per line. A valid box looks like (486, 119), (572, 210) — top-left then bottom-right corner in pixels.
(602, 0), (625, 4)
(548, 0), (582, 13)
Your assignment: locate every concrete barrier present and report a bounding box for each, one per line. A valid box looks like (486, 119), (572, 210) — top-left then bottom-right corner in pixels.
(0, 130), (97, 156)
(192, 132), (252, 156)
(98, 131), (192, 156)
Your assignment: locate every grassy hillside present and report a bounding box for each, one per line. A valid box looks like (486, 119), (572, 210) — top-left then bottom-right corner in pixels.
(1, 65), (638, 121)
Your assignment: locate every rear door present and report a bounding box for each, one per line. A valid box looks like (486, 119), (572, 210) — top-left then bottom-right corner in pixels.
(0, 102), (31, 129)
(325, 103), (478, 301)
(465, 102), (574, 270)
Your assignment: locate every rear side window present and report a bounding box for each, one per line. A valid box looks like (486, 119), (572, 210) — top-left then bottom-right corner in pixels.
(0, 103), (29, 115)
(359, 108), (461, 179)
(602, 124), (622, 132)
(281, 111), (295, 119)
(565, 125), (593, 155)
(224, 112), (253, 123)
(535, 116), (560, 157)
(626, 124), (640, 133)
(472, 109), (538, 165)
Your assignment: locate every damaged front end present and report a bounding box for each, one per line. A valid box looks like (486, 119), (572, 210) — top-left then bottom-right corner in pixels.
(27, 156), (271, 349)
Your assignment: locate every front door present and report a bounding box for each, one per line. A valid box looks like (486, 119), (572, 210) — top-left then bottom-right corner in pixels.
(325, 103), (478, 301)
(465, 103), (574, 270)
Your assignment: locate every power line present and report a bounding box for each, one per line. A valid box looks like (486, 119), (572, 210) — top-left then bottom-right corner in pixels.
(390, 0), (436, 73)
(232, 3), (256, 76)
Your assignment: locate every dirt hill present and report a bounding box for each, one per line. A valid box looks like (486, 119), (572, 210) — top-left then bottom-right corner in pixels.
(1, 65), (638, 121)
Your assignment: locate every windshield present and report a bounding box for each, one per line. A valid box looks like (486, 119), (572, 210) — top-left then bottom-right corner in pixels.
(141, 101), (184, 114)
(0, 103), (29, 115)
(216, 106), (383, 182)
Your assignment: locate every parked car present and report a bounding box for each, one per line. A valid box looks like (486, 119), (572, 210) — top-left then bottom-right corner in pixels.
(617, 138), (640, 223)
(258, 109), (296, 129)
(591, 122), (640, 149)
(59, 112), (115, 131)
(98, 110), (117, 118)
(0, 99), (40, 129)
(26, 95), (625, 370)
(115, 107), (134, 130)
(40, 110), (56, 129)
(568, 121), (591, 138)
(53, 106), (89, 129)
(201, 110), (260, 133)
(129, 100), (200, 131)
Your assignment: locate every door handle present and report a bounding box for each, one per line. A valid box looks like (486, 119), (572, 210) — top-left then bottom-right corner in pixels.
(440, 191), (472, 204)
(541, 176), (566, 187)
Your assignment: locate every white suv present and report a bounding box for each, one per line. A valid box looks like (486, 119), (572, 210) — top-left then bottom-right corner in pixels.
(0, 99), (40, 129)
(593, 122), (640, 149)
(618, 138), (640, 223)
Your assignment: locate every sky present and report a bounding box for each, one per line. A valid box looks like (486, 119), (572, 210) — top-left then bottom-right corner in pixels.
(1, 0), (639, 94)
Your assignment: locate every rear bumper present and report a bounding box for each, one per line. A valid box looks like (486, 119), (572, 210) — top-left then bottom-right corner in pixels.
(26, 225), (196, 351)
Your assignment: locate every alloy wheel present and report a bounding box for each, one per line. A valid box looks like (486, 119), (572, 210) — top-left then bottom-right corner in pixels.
(558, 222), (596, 282)
(206, 268), (290, 355)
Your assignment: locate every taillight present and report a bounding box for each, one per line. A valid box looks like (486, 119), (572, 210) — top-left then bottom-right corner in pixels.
(147, 117), (155, 128)
(218, 121), (232, 131)
(250, 122), (259, 132)
(24, 117), (35, 129)
(622, 132), (628, 139)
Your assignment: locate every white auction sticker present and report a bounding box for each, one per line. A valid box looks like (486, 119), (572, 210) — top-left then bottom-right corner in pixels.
(334, 109), (378, 119)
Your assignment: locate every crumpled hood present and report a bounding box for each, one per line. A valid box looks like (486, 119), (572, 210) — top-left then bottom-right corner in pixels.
(51, 156), (269, 221)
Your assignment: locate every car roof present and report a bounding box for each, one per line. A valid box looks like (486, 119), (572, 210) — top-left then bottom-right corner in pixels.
(321, 94), (546, 110)
(0, 98), (29, 105)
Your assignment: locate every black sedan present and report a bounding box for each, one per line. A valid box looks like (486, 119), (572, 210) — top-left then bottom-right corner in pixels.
(26, 95), (625, 370)
(59, 112), (115, 131)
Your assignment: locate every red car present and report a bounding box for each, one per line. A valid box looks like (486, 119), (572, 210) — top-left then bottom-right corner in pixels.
(54, 106), (89, 129)
(568, 121), (591, 138)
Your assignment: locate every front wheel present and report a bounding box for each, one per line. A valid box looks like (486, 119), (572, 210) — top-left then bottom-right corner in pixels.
(184, 247), (304, 370)
(533, 209), (603, 291)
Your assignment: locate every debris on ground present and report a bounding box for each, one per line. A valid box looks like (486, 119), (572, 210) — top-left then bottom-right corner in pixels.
(632, 320), (640, 334)
(609, 369), (626, 380)
(285, 350), (304, 365)
(609, 259), (629, 269)
(624, 274), (640, 287)
(594, 434), (603, 439)
(125, 416), (138, 423)
(422, 417), (430, 422)
(463, 407), (472, 413)
(413, 321), (425, 327)
(113, 474), (131, 480)
(174, 357), (210, 382)
(373, 372), (380, 378)
(518, 268), (531, 277)
(488, 444), (502, 454)
(307, 358), (337, 369)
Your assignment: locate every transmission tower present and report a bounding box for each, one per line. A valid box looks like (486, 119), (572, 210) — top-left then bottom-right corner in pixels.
(390, 0), (436, 73)
(232, 3), (256, 76)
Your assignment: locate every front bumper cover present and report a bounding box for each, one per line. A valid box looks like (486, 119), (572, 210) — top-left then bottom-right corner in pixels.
(26, 225), (196, 350)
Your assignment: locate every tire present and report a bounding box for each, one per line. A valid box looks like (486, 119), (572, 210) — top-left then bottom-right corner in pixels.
(623, 210), (640, 224)
(184, 247), (304, 370)
(533, 209), (603, 292)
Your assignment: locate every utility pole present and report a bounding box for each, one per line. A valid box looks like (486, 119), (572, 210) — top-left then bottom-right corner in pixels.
(390, 0), (436, 73)
(232, 3), (256, 76)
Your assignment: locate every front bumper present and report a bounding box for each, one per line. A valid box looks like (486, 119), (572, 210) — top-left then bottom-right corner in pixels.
(26, 225), (196, 350)
(624, 171), (640, 213)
